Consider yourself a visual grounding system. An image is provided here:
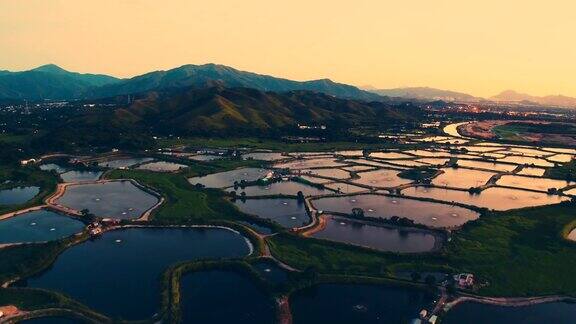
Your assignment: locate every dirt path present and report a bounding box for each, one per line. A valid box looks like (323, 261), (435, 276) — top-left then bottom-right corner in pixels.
(0, 205), (47, 221)
(444, 294), (576, 311)
(277, 296), (293, 324)
(299, 214), (327, 237)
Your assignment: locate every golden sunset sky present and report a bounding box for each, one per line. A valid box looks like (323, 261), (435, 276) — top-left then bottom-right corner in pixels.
(1, 0), (574, 97)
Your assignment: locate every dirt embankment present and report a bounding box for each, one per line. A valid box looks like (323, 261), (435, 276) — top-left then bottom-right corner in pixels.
(458, 120), (507, 139)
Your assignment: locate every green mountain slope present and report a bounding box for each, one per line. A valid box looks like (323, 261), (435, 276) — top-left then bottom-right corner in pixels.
(89, 63), (384, 102)
(111, 86), (415, 136)
(0, 64), (120, 100)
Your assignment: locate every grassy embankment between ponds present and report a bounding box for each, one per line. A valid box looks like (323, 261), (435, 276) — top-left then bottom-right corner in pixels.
(106, 169), (247, 223)
(0, 165), (58, 215)
(157, 137), (416, 152)
(269, 202), (576, 297)
(546, 159), (576, 181)
(178, 158), (266, 178)
(397, 167), (439, 181)
(0, 288), (110, 323)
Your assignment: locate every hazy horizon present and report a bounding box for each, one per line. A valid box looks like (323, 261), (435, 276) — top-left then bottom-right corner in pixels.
(1, 0), (575, 98)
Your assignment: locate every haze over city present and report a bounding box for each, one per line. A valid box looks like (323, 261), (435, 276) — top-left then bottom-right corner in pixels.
(1, 0), (575, 98)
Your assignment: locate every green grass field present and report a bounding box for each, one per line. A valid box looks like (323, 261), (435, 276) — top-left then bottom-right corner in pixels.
(106, 169), (245, 223)
(546, 160), (576, 181)
(157, 137), (408, 152)
(270, 203), (576, 296)
(0, 133), (31, 144)
(179, 158), (266, 178)
(446, 203), (576, 296)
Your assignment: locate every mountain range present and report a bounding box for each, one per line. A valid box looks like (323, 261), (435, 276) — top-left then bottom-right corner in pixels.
(0, 64), (383, 102)
(367, 87), (479, 102)
(111, 85), (417, 136)
(0, 64), (120, 100)
(490, 90), (576, 107)
(2, 63), (575, 108)
(35, 85), (420, 150)
(365, 86), (576, 108)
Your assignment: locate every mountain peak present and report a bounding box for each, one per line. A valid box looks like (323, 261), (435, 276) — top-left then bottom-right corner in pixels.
(491, 90), (576, 107)
(491, 90), (534, 101)
(370, 86), (478, 101)
(31, 64), (68, 74)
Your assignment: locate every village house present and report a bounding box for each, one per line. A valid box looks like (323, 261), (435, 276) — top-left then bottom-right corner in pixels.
(454, 273), (475, 288)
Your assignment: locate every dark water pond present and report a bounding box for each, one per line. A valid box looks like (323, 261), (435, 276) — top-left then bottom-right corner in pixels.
(24, 227), (251, 320)
(238, 221), (274, 235)
(180, 270), (276, 324)
(0, 209), (84, 244)
(252, 259), (289, 285)
(442, 301), (576, 324)
(312, 215), (440, 253)
(234, 198), (310, 228)
(55, 181), (158, 219)
(291, 284), (433, 324)
(19, 316), (84, 324)
(0, 186), (40, 205)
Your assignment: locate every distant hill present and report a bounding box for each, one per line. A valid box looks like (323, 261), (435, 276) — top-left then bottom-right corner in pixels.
(0, 63), (385, 102)
(34, 86), (420, 150)
(110, 86), (416, 135)
(0, 64), (120, 100)
(491, 90), (576, 108)
(367, 87), (478, 102)
(88, 63), (384, 102)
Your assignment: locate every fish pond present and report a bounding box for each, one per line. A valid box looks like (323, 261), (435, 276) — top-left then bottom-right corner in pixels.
(312, 195), (479, 228)
(497, 175), (574, 192)
(0, 209), (85, 244)
(403, 186), (568, 211)
(39, 163), (69, 174)
(188, 168), (270, 188)
(243, 152), (287, 161)
(180, 270), (277, 324)
(312, 215), (441, 253)
(252, 259), (290, 285)
(98, 157), (154, 169)
(432, 168), (496, 189)
(234, 198), (310, 228)
(136, 161), (187, 172)
(55, 180), (159, 219)
(22, 227), (251, 320)
(60, 170), (102, 183)
(352, 169), (412, 188)
(228, 180), (330, 197)
(290, 284), (433, 324)
(0, 186), (40, 205)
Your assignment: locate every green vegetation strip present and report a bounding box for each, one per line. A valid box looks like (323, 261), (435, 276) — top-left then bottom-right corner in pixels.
(106, 169), (246, 223)
(270, 202), (576, 296)
(0, 165), (58, 215)
(0, 288), (110, 323)
(157, 137), (409, 152)
(546, 160), (576, 181)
